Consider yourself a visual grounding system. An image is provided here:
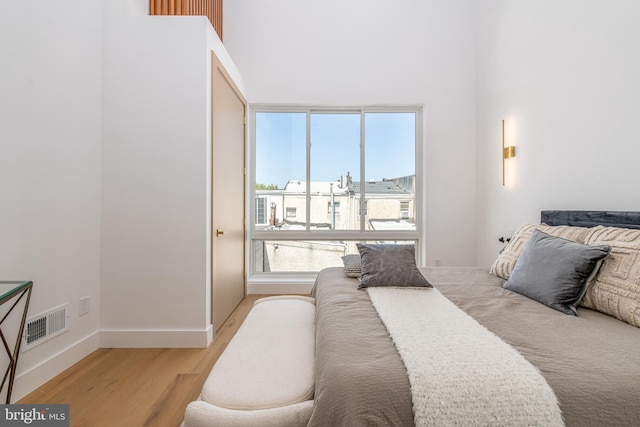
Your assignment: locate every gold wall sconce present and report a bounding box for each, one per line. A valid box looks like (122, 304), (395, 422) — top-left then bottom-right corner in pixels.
(502, 119), (516, 186)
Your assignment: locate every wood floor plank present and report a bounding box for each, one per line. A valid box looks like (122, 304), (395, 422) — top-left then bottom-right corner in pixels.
(22, 349), (110, 402)
(18, 295), (271, 427)
(142, 374), (201, 427)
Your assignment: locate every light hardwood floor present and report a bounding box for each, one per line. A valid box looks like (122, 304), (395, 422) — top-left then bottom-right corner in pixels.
(19, 294), (267, 427)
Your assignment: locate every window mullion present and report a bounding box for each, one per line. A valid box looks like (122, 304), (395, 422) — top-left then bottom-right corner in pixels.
(360, 111), (366, 232)
(306, 111), (311, 231)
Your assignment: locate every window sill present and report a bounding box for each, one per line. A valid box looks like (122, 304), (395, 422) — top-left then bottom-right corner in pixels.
(247, 273), (317, 295)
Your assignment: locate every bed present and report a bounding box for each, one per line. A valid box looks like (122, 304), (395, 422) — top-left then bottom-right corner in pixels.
(308, 211), (640, 426)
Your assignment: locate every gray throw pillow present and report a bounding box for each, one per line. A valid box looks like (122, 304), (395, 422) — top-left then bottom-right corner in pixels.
(341, 254), (361, 278)
(503, 230), (611, 315)
(356, 244), (432, 289)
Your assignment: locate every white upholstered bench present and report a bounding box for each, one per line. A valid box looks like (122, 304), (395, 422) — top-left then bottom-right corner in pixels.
(183, 296), (316, 427)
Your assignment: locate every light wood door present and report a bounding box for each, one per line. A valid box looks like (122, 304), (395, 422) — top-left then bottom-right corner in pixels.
(211, 53), (246, 331)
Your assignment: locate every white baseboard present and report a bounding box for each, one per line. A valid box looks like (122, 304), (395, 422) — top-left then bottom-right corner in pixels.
(206, 323), (213, 344)
(99, 328), (212, 348)
(12, 331), (100, 403)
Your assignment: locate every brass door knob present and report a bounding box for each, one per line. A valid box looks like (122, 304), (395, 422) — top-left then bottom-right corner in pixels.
(216, 229), (225, 237)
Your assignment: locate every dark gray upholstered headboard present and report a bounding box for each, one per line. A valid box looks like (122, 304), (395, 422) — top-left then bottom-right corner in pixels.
(541, 210), (640, 230)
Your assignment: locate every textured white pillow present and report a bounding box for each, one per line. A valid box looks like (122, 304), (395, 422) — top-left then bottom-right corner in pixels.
(341, 254), (361, 278)
(489, 224), (599, 280)
(582, 226), (640, 327)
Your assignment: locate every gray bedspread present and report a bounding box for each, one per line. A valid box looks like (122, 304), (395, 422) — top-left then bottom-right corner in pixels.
(309, 267), (414, 426)
(309, 266), (640, 427)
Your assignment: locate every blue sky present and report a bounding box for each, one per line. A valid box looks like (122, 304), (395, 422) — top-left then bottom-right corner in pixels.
(255, 111), (416, 188)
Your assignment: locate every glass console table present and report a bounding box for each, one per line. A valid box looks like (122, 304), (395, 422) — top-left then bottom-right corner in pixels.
(0, 280), (33, 403)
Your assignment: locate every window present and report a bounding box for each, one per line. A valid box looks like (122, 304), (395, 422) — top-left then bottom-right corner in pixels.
(252, 107), (422, 274)
(327, 201), (341, 215)
(255, 197), (267, 225)
(359, 200), (368, 216)
(400, 200), (410, 219)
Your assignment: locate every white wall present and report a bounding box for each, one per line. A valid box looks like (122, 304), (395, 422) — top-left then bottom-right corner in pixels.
(0, 1), (103, 401)
(101, 0), (246, 347)
(224, 0), (478, 268)
(101, 3), (210, 346)
(476, 0), (640, 266)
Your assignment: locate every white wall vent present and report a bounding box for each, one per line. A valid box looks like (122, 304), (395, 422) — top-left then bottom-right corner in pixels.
(22, 304), (69, 352)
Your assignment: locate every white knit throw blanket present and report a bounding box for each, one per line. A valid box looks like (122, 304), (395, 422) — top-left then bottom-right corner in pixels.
(367, 287), (564, 427)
